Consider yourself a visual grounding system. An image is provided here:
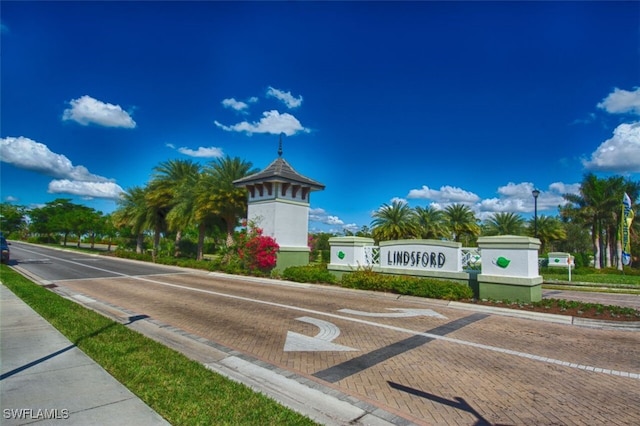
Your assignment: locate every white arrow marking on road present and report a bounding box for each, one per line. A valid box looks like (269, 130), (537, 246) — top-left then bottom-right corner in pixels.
(338, 308), (447, 319)
(284, 317), (358, 352)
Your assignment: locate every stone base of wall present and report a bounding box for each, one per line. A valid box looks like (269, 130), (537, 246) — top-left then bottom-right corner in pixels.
(276, 248), (310, 271)
(478, 274), (543, 302)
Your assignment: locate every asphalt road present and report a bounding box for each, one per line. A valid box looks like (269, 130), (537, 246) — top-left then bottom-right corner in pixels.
(6, 242), (640, 425)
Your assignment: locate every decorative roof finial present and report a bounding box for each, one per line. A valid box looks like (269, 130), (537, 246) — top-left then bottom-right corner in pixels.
(278, 133), (283, 157)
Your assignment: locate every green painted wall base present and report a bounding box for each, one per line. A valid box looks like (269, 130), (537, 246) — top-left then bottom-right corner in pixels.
(478, 274), (543, 302)
(275, 248), (310, 271)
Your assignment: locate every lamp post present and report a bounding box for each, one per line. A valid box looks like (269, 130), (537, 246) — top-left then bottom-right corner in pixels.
(532, 189), (540, 238)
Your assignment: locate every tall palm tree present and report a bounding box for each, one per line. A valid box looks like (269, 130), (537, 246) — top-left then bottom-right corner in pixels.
(195, 156), (257, 247)
(414, 206), (448, 239)
(527, 215), (566, 254)
(113, 186), (149, 253)
(563, 174), (608, 268)
(561, 173), (638, 269)
(149, 159), (202, 257)
(370, 200), (418, 241)
(443, 204), (480, 244)
(144, 159), (203, 258)
(482, 212), (525, 236)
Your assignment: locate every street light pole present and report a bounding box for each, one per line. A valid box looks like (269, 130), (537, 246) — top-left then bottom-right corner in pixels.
(532, 189), (540, 238)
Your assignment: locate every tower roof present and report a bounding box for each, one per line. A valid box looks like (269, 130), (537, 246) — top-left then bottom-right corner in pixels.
(233, 156), (325, 190)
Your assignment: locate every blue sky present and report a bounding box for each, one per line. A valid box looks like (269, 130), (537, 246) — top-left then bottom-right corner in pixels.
(1, 1), (639, 233)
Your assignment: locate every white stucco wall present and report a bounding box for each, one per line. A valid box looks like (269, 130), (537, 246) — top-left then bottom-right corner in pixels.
(247, 199), (309, 248)
(477, 236), (541, 278)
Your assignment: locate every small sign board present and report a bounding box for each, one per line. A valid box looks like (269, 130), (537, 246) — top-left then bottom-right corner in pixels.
(548, 252), (574, 268)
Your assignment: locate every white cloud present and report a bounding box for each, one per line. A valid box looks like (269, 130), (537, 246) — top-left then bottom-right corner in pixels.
(177, 146), (224, 158)
(0, 136), (123, 200)
(215, 110), (309, 136)
(548, 182), (580, 196)
(342, 223), (359, 233)
(62, 95), (136, 128)
(406, 181), (576, 217)
(407, 185), (480, 204)
(478, 197), (529, 214)
(4, 195), (19, 203)
(309, 208), (355, 229)
(309, 207), (345, 226)
(477, 181), (578, 215)
(1, 136), (109, 182)
(222, 98), (249, 112)
(582, 122), (640, 173)
(48, 180), (124, 200)
(497, 182), (536, 197)
(266, 87), (303, 108)
(597, 87), (640, 116)
(326, 216), (345, 225)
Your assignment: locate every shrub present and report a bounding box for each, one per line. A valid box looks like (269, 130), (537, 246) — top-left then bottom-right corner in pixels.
(114, 248), (153, 262)
(282, 264), (336, 284)
(340, 271), (473, 301)
(235, 227), (279, 275)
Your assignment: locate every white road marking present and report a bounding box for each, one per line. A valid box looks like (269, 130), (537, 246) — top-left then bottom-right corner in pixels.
(338, 308), (447, 319)
(284, 317), (358, 352)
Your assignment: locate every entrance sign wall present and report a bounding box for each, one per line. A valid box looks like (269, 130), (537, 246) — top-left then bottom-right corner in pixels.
(328, 235), (543, 302)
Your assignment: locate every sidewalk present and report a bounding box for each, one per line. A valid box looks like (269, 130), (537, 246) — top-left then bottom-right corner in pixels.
(0, 285), (169, 426)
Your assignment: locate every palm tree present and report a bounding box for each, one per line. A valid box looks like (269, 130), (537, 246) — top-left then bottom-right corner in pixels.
(149, 159), (202, 257)
(370, 200), (418, 241)
(443, 204), (480, 244)
(563, 174), (608, 268)
(562, 173), (640, 269)
(113, 186), (149, 253)
(527, 215), (566, 254)
(414, 206), (448, 239)
(195, 156), (257, 247)
(144, 160), (204, 259)
(483, 212), (525, 236)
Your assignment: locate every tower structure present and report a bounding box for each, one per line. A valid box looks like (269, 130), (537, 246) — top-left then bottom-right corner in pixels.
(233, 136), (325, 269)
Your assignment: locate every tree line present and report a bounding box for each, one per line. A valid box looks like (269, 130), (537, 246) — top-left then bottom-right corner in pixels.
(1, 162), (638, 269)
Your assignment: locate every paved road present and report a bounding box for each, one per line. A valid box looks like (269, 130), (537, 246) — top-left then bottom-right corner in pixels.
(7, 242), (640, 425)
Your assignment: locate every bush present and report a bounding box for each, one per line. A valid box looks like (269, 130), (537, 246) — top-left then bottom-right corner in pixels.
(114, 248), (153, 262)
(234, 227), (279, 275)
(282, 264), (336, 284)
(341, 270), (473, 301)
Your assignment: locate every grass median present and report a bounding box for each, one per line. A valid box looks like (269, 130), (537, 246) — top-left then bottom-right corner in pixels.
(0, 264), (316, 426)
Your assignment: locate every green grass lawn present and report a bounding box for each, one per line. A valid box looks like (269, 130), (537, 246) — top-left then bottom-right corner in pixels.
(0, 264), (316, 426)
(542, 267), (640, 287)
